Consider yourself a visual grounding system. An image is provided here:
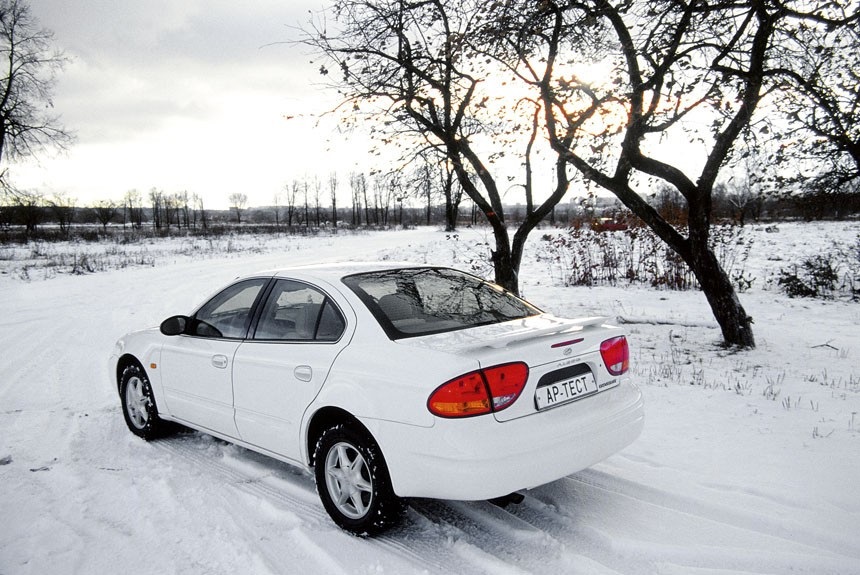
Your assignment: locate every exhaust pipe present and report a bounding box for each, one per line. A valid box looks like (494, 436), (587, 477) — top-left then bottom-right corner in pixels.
(488, 492), (525, 508)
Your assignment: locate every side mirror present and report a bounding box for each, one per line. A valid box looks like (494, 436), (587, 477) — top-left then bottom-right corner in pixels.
(160, 315), (189, 336)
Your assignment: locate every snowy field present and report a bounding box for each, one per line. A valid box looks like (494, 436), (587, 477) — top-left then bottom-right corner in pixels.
(1, 222), (858, 575)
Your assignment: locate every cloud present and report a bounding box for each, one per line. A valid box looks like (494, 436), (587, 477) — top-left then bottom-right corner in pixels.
(32, 0), (319, 140)
(13, 0), (348, 206)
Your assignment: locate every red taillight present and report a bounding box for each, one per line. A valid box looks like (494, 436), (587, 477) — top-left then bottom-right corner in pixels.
(428, 362), (529, 418)
(483, 362), (529, 410)
(600, 336), (629, 375)
(427, 371), (490, 418)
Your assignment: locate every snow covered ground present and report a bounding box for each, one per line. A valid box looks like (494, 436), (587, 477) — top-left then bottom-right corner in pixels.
(1, 222), (858, 575)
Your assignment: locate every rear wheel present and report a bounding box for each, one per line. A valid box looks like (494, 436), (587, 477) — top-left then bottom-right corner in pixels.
(313, 424), (402, 534)
(119, 363), (171, 440)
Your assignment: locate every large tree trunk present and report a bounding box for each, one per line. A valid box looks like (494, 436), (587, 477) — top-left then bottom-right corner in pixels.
(602, 181), (756, 348)
(488, 222), (519, 294)
(687, 186), (755, 348)
(443, 169), (457, 232)
(688, 244), (755, 348)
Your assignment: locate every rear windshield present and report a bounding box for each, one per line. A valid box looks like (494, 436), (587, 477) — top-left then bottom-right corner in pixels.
(342, 267), (541, 339)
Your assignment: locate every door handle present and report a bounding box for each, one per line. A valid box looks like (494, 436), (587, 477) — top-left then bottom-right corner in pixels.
(211, 354), (228, 369)
(294, 365), (312, 382)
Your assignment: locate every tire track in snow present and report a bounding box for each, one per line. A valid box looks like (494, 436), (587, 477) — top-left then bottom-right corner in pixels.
(152, 434), (494, 575)
(0, 311), (63, 410)
(405, 466), (860, 575)
(136, 431), (860, 575)
(406, 498), (595, 575)
(215, 489), (352, 575)
(155, 438), (369, 574)
(553, 468), (860, 574)
(155, 432), (780, 575)
(501, 490), (646, 574)
(571, 468), (860, 558)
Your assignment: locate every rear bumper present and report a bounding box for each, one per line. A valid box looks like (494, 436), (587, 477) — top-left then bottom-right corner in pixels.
(370, 380), (644, 500)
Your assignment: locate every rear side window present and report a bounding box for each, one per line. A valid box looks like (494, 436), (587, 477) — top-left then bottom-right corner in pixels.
(342, 267), (540, 339)
(253, 279), (345, 342)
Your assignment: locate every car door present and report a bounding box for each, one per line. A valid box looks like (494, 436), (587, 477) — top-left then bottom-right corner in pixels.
(232, 278), (350, 462)
(159, 278), (269, 437)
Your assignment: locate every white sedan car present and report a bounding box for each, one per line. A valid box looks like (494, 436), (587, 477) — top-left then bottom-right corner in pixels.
(112, 263), (643, 534)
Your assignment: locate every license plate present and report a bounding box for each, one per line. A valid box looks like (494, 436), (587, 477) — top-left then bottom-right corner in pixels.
(535, 371), (597, 410)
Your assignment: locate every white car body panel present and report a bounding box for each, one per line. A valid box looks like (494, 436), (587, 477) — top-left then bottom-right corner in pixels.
(159, 336), (243, 437)
(370, 381), (643, 499)
(307, 340), (480, 428)
(111, 263), (644, 503)
(232, 337), (350, 461)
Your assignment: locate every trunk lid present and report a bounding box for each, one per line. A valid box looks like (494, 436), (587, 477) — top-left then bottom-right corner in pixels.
(399, 314), (627, 422)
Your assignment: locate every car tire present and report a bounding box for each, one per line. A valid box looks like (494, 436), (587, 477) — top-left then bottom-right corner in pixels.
(313, 424), (403, 535)
(119, 363), (171, 440)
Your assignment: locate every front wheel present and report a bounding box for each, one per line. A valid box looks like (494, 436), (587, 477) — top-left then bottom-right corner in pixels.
(119, 363), (171, 440)
(313, 424), (402, 534)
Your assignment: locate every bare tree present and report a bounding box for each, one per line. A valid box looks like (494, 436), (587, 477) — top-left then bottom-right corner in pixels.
(123, 189), (144, 228)
(149, 188), (163, 230)
(313, 176), (322, 226)
(192, 192), (207, 230)
(0, 194), (9, 227)
(302, 181), (310, 228)
(372, 173), (396, 225)
(176, 191), (190, 228)
(162, 193), (177, 229)
(303, 0), (572, 294)
(406, 150), (463, 231)
(273, 189), (283, 230)
(228, 192), (248, 224)
(481, 0), (857, 347)
(328, 172), (338, 227)
(380, 169), (409, 227)
(361, 175), (370, 226)
(768, 13), (860, 189)
(91, 199), (118, 232)
(349, 172), (365, 227)
(0, 0), (73, 179)
(3, 186), (40, 231)
(721, 169), (765, 227)
(46, 191), (74, 233)
(286, 181), (299, 227)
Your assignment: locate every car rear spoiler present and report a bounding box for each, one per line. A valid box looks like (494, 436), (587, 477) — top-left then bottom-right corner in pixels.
(484, 316), (611, 349)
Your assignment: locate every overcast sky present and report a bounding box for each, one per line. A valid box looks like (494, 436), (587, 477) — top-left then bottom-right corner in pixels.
(11, 0), (368, 209)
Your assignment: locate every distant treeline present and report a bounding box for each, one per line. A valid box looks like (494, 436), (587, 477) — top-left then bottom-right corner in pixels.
(1, 184), (858, 244)
(648, 184), (860, 227)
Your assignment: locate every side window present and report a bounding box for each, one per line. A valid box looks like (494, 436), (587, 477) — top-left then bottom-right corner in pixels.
(253, 279), (346, 342)
(317, 300), (346, 341)
(192, 278), (267, 339)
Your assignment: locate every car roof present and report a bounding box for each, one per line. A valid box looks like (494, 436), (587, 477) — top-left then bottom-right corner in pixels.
(251, 261), (433, 283)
